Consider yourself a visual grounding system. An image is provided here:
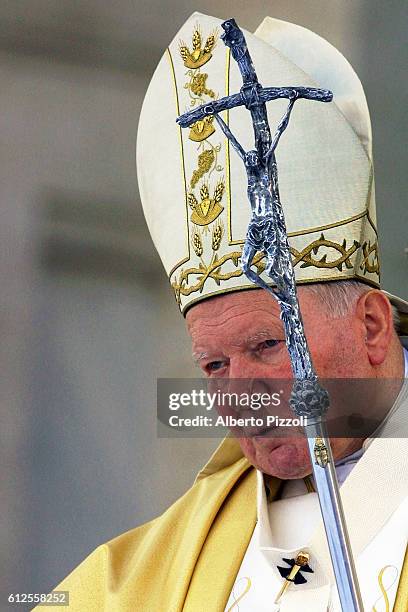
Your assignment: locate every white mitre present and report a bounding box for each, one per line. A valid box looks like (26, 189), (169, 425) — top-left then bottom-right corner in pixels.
(137, 12), (408, 333)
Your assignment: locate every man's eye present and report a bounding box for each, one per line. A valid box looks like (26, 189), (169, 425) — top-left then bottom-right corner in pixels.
(206, 361), (225, 372)
(259, 339), (281, 350)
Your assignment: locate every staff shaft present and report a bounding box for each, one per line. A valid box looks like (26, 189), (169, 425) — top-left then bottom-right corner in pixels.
(306, 421), (363, 610)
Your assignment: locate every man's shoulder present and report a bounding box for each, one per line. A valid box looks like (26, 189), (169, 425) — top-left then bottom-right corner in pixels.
(32, 448), (254, 611)
(30, 520), (155, 612)
(30, 500), (181, 611)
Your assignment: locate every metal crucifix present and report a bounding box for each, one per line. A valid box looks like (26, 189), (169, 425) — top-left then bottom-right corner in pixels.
(177, 19), (332, 380)
(177, 18), (363, 611)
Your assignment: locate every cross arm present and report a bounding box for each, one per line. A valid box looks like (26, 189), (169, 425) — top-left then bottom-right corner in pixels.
(263, 86), (333, 103)
(176, 87), (332, 129)
(177, 94), (243, 128)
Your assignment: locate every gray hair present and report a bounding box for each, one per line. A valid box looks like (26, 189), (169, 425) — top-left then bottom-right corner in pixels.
(303, 280), (400, 332)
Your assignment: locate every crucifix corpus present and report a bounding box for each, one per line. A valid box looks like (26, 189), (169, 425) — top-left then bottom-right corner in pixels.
(177, 18), (363, 611)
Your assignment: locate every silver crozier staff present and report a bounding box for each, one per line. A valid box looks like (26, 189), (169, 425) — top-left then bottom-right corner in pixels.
(177, 18), (363, 612)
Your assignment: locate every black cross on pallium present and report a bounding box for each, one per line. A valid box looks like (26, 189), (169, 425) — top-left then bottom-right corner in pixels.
(274, 552), (315, 604)
(277, 556), (314, 585)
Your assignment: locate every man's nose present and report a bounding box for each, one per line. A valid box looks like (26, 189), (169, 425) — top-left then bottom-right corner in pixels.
(223, 356), (254, 406)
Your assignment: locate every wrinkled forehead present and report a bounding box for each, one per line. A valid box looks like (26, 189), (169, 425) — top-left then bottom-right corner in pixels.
(185, 285), (349, 352)
(185, 287), (314, 344)
(186, 291), (278, 343)
(186, 285), (317, 321)
(186, 288), (280, 323)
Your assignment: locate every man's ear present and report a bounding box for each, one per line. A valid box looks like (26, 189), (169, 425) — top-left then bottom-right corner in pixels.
(356, 290), (394, 366)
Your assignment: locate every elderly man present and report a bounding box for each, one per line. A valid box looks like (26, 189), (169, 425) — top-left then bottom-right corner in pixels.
(33, 12), (408, 612)
(188, 283), (405, 475)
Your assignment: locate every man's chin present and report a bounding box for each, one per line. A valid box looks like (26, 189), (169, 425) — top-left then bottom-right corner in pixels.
(238, 437), (312, 480)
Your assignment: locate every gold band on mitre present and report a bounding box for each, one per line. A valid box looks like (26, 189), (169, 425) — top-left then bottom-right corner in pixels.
(137, 12), (407, 329)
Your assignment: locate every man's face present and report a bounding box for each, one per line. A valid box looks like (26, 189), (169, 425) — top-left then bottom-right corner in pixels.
(187, 288), (368, 479)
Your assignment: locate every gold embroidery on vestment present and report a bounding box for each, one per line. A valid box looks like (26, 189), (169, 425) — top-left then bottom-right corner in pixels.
(360, 239), (380, 276)
(179, 25), (218, 69)
(166, 47), (190, 268)
(293, 233), (360, 272)
(226, 577), (252, 611)
(372, 564), (399, 612)
(188, 181), (225, 226)
(171, 233), (380, 303)
(189, 117), (215, 143)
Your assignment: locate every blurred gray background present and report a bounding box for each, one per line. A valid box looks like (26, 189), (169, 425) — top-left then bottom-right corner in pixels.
(1, 1), (407, 609)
